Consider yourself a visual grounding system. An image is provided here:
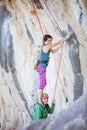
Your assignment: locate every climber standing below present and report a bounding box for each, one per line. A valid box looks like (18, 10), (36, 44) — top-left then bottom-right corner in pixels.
(33, 93), (55, 120)
(37, 34), (68, 102)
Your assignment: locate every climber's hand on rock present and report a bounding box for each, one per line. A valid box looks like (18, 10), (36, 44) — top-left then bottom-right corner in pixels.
(64, 35), (70, 41)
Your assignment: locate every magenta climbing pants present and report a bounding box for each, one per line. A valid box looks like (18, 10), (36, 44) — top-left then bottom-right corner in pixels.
(37, 64), (46, 89)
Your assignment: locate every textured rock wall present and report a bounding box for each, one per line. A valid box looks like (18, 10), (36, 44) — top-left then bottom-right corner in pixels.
(27, 94), (87, 130)
(0, 0), (87, 129)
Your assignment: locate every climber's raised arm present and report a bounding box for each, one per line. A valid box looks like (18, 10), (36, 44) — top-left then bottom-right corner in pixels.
(50, 46), (61, 53)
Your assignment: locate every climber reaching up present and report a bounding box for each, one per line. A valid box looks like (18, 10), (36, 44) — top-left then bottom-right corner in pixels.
(33, 93), (55, 120)
(37, 34), (69, 103)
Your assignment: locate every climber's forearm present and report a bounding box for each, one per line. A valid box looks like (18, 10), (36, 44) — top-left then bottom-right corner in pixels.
(49, 38), (65, 49)
(50, 46), (61, 53)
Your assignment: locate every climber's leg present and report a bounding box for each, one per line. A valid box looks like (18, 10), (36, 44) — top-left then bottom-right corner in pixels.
(37, 64), (46, 102)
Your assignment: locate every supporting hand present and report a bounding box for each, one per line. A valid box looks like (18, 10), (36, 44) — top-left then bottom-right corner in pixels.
(52, 98), (55, 104)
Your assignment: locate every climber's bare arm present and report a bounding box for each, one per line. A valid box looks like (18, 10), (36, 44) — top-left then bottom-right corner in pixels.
(50, 46), (61, 53)
(43, 39), (64, 52)
(43, 36), (69, 53)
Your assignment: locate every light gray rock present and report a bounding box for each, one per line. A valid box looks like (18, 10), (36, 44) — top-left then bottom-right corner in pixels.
(27, 94), (87, 130)
(0, 0), (87, 129)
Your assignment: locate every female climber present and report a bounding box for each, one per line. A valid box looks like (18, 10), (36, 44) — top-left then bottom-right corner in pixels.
(37, 34), (68, 102)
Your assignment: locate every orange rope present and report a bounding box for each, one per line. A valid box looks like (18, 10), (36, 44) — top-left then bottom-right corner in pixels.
(31, 0), (44, 36)
(31, 0), (65, 99)
(43, 0), (65, 37)
(42, 0), (65, 99)
(53, 44), (64, 99)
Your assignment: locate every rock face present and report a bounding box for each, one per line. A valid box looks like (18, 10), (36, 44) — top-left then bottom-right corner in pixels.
(27, 94), (87, 130)
(0, 0), (87, 130)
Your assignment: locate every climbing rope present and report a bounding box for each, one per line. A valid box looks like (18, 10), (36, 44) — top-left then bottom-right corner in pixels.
(42, 0), (65, 99)
(31, 0), (44, 36)
(42, 0), (65, 37)
(31, 0), (65, 99)
(53, 44), (64, 99)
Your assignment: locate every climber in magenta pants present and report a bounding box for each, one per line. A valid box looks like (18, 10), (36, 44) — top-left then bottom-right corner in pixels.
(37, 34), (68, 102)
